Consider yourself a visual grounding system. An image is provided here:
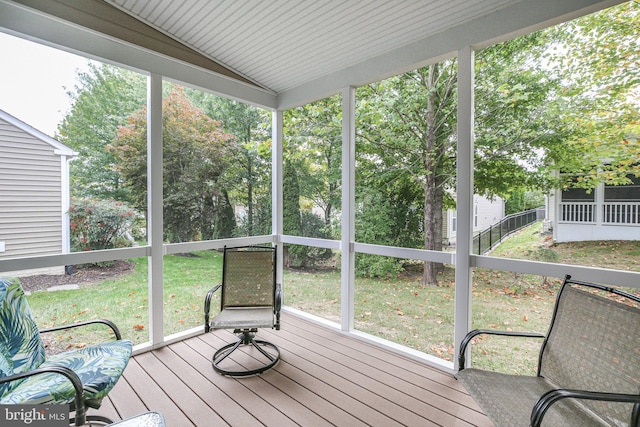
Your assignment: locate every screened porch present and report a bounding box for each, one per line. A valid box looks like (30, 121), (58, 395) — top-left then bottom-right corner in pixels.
(0, 0), (638, 425)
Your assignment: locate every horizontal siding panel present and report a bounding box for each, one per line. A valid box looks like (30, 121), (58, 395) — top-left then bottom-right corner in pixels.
(0, 147), (55, 159)
(1, 222), (62, 233)
(0, 141), (57, 155)
(1, 172), (62, 181)
(0, 211), (62, 219)
(1, 161), (61, 173)
(0, 229), (62, 240)
(0, 117), (67, 260)
(0, 187), (61, 196)
(1, 181), (62, 189)
(0, 246), (62, 258)
(0, 231), (61, 247)
(0, 224), (61, 233)
(0, 198), (61, 206)
(0, 226), (61, 236)
(0, 188), (62, 196)
(0, 145), (61, 157)
(0, 222), (62, 233)
(0, 227), (62, 237)
(0, 162), (61, 173)
(0, 139), (56, 156)
(0, 126), (52, 139)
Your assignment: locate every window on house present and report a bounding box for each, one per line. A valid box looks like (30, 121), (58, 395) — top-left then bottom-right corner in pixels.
(561, 187), (595, 202)
(474, 202), (479, 228)
(604, 174), (640, 202)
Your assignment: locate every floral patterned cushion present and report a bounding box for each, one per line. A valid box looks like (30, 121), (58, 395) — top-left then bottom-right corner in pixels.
(0, 277), (132, 406)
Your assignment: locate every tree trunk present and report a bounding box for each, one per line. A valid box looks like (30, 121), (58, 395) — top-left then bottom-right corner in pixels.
(246, 152), (253, 235)
(422, 64), (440, 286)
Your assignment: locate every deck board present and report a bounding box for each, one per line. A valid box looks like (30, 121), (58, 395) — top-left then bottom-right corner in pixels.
(98, 312), (493, 426)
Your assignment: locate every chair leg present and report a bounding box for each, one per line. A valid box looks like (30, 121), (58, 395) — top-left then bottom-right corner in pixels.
(69, 414), (113, 426)
(212, 330), (280, 377)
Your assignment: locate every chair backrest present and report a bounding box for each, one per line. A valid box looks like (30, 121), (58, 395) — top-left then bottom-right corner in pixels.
(539, 276), (640, 425)
(221, 246), (276, 309)
(0, 277), (46, 396)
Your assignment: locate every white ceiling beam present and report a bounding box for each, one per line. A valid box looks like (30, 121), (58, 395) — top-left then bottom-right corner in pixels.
(277, 0), (624, 110)
(0, 0), (278, 109)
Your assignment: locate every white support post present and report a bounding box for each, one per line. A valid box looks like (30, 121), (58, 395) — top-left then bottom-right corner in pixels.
(272, 110), (284, 286)
(147, 73), (164, 347)
(454, 47), (475, 370)
(341, 86), (356, 332)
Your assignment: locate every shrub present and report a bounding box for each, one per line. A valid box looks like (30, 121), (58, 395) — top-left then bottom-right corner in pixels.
(69, 198), (138, 252)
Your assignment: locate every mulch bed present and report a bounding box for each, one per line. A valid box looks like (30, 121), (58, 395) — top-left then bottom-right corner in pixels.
(19, 260), (135, 292)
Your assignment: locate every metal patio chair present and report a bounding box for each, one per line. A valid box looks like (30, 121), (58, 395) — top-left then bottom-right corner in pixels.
(0, 276), (132, 426)
(204, 245), (282, 376)
(456, 275), (640, 427)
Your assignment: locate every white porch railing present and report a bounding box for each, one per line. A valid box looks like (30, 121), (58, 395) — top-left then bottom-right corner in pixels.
(603, 202), (640, 224)
(560, 202), (595, 223)
(560, 202), (640, 225)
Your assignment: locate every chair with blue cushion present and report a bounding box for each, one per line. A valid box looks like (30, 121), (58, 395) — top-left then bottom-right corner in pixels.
(0, 277), (132, 426)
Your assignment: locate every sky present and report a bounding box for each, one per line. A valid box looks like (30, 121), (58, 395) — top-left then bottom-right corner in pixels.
(0, 32), (92, 137)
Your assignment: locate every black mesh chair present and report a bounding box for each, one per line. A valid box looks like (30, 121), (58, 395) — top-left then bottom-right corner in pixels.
(204, 245), (281, 376)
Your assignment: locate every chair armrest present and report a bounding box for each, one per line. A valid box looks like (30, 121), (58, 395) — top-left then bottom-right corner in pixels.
(531, 389), (640, 427)
(204, 284), (222, 333)
(40, 319), (123, 340)
(0, 365), (86, 424)
(458, 329), (545, 370)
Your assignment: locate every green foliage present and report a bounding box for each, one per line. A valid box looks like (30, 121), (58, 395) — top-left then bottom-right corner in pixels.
(189, 91), (273, 236)
(68, 198), (137, 252)
(283, 161), (307, 267)
(211, 190), (236, 239)
(284, 95), (342, 239)
(108, 86), (235, 242)
(474, 33), (565, 198)
(545, 2), (640, 187)
(283, 161), (303, 236)
(505, 189), (545, 215)
(355, 254), (405, 278)
(57, 63), (146, 202)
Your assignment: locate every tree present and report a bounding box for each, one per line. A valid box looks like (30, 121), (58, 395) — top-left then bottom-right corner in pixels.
(358, 32), (565, 285)
(282, 160), (307, 267)
(188, 91), (272, 236)
(285, 95), (342, 237)
(545, 1), (640, 189)
(211, 189), (236, 239)
(57, 63), (146, 202)
(109, 86), (235, 242)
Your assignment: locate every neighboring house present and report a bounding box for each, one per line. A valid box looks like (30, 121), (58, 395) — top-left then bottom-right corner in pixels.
(547, 173), (640, 242)
(0, 109), (76, 276)
(444, 194), (505, 246)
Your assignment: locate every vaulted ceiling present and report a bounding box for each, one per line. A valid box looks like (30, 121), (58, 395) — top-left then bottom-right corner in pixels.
(0, 0), (624, 109)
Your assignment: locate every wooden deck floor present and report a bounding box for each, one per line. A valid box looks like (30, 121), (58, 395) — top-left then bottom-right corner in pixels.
(94, 313), (493, 426)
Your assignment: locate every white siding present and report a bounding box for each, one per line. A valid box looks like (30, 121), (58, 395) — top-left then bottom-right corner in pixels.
(0, 119), (64, 260)
(446, 195), (505, 245)
(473, 194), (504, 232)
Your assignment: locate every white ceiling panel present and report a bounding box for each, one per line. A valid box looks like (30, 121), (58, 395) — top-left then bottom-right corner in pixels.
(105, 0), (520, 93)
(2, 0), (623, 108)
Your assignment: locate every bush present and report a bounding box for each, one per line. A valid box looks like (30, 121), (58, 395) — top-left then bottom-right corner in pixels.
(69, 198), (138, 252)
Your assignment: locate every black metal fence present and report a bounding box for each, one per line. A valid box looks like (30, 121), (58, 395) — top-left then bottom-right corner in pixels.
(473, 207), (545, 255)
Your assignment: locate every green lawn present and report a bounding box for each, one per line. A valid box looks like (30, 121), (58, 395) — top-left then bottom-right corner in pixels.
(26, 225), (640, 373)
